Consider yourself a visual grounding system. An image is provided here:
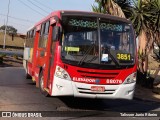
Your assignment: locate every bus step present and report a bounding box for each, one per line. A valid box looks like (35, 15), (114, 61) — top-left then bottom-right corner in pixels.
(44, 88), (49, 93)
(32, 77), (36, 82)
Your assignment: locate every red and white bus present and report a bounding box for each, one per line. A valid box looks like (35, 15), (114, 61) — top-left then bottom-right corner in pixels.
(23, 11), (137, 99)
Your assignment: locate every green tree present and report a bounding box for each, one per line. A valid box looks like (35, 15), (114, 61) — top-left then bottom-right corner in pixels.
(0, 25), (17, 35)
(150, 0), (160, 47)
(92, 0), (106, 13)
(92, 0), (126, 18)
(128, 0), (160, 74)
(128, 0), (150, 73)
(150, 0), (160, 62)
(114, 0), (133, 17)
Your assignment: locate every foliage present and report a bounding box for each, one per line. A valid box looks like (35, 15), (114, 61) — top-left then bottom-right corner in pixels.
(13, 54), (18, 60)
(92, 0), (106, 13)
(0, 54), (6, 64)
(128, 1), (150, 35)
(114, 0), (133, 18)
(0, 57), (3, 64)
(149, 0), (160, 50)
(128, 0), (160, 58)
(149, 0), (160, 32)
(92, 0), (126, 18)
(0, 54), (6, 58)
(0, 25), (17, 35)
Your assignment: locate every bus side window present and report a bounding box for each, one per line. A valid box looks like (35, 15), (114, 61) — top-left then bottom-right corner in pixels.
(50, 25), (57, 62)
(33, 29), (36, 37)
(44, 21), (50, 34)
(26, 31), (31, 47)
(39, 23), (45, 48)
(31, 29), (35, 47)
(26, 28), (36, 48)
(44, 21), (50, 47)
(26, 32), (29, 47)
(38, 21), (50, 48)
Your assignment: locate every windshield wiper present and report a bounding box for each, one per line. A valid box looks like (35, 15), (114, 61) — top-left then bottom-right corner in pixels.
(77, 44), (95, 65)
(102, 46), (120, 67)
(77, 44), (121, 67)
(85, 56), (98, 63)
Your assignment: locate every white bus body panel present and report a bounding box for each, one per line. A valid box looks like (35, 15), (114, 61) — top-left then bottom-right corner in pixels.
(51, 76), (136, 100)
(23, 48), (30, 72)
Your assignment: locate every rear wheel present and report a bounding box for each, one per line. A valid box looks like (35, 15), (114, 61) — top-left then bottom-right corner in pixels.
(39, 71), (49, 97)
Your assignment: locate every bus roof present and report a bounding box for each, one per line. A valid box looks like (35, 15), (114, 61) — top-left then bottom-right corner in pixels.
(27, 25), (34, 31)
(33, 10), (131, 29)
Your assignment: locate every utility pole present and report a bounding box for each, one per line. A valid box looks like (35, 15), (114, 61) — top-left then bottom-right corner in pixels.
(3, 0), (10, 49)
(4, 19), (5, 26)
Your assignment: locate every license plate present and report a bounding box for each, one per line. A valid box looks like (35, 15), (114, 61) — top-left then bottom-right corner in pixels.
(91, 86), (105, 92)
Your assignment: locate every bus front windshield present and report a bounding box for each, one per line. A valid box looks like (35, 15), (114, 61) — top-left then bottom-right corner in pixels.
(61, 16), (135, 69)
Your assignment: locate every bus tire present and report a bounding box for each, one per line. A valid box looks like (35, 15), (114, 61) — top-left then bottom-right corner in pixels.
(39, 71), (49, 97)
(26, 73), (31, 79)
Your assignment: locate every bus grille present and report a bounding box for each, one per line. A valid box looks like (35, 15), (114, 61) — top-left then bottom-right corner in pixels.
(77, 70), (119, 79)
(77, 87), (116, 95)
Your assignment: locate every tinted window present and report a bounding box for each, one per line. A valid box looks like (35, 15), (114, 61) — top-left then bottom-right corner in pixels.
(38, 21), (50, 48)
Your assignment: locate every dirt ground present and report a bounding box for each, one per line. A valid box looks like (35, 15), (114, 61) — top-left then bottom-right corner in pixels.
(0, 32), (25, 47)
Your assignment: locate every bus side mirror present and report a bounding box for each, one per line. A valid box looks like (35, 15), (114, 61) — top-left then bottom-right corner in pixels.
(52, 26), (60, 41)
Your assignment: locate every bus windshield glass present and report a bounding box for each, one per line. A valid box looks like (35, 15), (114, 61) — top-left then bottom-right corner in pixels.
(61, 16), (135, 69)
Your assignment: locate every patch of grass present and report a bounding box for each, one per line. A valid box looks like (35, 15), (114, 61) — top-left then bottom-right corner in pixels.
(0, 54), (6, 58)
(13, 54), (18, 59)
(0, 54), (6, 64)
(0, 56), (3, 64)
(19, 55), (23, 59)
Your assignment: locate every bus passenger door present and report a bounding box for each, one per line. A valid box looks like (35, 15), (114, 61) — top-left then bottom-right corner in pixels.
(37, 21), (50, 94)
(44, 20), (58, 93)
(47, 26), (57, 90)
(37, 21), (50, 67)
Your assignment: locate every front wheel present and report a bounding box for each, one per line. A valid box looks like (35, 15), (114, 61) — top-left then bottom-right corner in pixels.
(39, 71), (49, 97)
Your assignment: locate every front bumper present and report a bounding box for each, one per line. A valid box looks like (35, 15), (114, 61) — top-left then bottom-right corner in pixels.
(51, 76), (136, 100)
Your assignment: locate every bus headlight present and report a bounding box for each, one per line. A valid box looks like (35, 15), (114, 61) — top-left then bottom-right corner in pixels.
(123, 72), (137, 84)
(55, 66), (71, 80)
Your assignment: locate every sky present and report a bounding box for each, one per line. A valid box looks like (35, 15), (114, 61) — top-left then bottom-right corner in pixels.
(0, 0), (96, 34)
